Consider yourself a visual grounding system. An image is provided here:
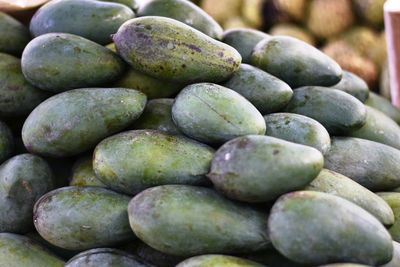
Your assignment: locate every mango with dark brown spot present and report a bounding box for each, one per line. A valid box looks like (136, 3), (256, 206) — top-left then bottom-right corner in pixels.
(113, 17), (241, 84)
(22, 88), (146, 157)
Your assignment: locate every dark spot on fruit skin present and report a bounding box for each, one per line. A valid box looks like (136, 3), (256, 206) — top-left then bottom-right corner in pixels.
(185, 44), (202, 53)
(273, 149), (280, 155)
(237, 138), (250, 149)
(74, 47), (81, 53)
(181, 64), (186, 68)
(218, 52), (224, 57)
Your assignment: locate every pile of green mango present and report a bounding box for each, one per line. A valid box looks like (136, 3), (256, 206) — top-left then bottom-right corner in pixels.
(1, 0), (400, 266)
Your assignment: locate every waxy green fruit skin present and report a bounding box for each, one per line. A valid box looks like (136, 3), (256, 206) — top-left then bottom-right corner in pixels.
(222, 28), (270, 64)
(98, 0), (138, 10)
(264, 113), (331, 154)
(172, 83), (266, 144)
(113, 17), (241, 84)
(21, 33), (125, 92)
(269, 191), (393, 266)
(0, 53), (51, 118)
(137, 0), (223, 39)
(378, 193), (400, 243)
(65, 248), (151, 267)
(22, 88), (146, 157)
(208, 135), (323, 203)
(128, 185), (270, 256)
(348, 106), (400, 149)
(0, 12), (31, 55)
(176, 255), (265, 267)
(380, 241), (400, 267)
(0, 121), (13, 164)
(33, 186), (135, 250)
(285, 87), (367, 134)
(131, 98), (182, 135)
(331, 71), (369, 102)
(365, 92), (400, 124)
(0, 233), (64, 267)
(30, 0), (135, 45)
(94, 130), (214, 195)
(251, 36), (342, 88)
(70, 156), (106, 188)
(306, 169), (394, 225)
(223, 64), (293, 114)
(324, 137), (400, 191)
(0, 154), (54, 233)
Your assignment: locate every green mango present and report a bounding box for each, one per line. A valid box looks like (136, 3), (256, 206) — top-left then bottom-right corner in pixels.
(243, 249), (311, 267)
(0, 154), (53, 233)
(30, 0), (135, 45)
(70, 155), (106, 187)
(112, 68), (183, 99)
(98, 0), (139, 10)
(324, 137), (400, 191)
(33, 186), (135, 250)
(264, 113), (331, 154)
(331, 71), (369, 103)
(176, 255), (265, 267)
(380, 241), (400, 267)
(365, 92), (400, 124)
(269, 191), (393, 266)
(318, 264), (371, 267)
(378, 193), (400, 242)
(251, 36), (342, 88)
(208, 135), (323, 203)
(113, 17), (241, 84)
(21, 33), (125, 92)
(65, 248), (151, 267)
(131, 99), (182, 135)
(0, 53), (51, 118)
(222, 28), (270, 64)
(306, 169), (394, 225)
(137, 0), (223, 39)
(128, 185), (270, 256)
(0, 233), (64, 267)
(22, 88), (146, 157)
(284, 87), (367, 134)
(0, 121), (13, 163)
(348, 106), (400, 149)
(223, 64), (293, 114)
(0, 12), (31, 55)
(93, 130), (214, 195)
(172, 83), (266, 144)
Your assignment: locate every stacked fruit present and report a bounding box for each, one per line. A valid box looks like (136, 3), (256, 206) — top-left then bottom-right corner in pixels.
(1, 0), (400, 266)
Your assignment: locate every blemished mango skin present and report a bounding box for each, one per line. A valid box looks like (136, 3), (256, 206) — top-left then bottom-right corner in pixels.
(22, 88), (146, 157)
(269, 191), (393, 266)
(21, 33), (125, 92)
(128, 185), (270, 256)
(113, 17), (241, 84)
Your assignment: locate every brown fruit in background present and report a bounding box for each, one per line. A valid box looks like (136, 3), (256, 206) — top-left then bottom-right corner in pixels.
(200, 0), (242, 24)
(270, 23), (316, 46)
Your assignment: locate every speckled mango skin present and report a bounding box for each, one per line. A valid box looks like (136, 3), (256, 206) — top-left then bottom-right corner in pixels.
(208, 135), (323, 203)
(176, 255), (265, 267)
(251, 36), (342, 88)
(172, 83), (266, 144)
(128, 185), (270, 256)
(137, 0), (223, 39)
(22, 88), (146, 157)
(65, 248), (150, 267)
(113, 17), (241, 84)
(93, 130), (214, 195)
(21, 33), (125, 92)
(306, 169), (394, 226)
(223, 64), (293, 114)
(285, 87), (367, 135)
(131, 99), (182, 135)
(222, 28), (270, 64)
(365, 92), (400, 124)
(112, 68), (183, 99)
(349, 106), (400, 149)
(0, 154), (54, 234)
(0, 233), (64, 267)
(324, 137), (400, 191)
(0, 53), (51, 118)
(331, 71), (369, 103)
(380, 241), (400, 267)
(33, 186), (135, 250)
(0, 121), (14, 163)
(30, 0), (134, 45)
(0, 12), (31, 55)
(378, 193), (400, 243)
(264, 113), (331, 154)
(70, 155), (106, 187)
(269, 191), (393, 266)
(98, 0), (138, 10)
